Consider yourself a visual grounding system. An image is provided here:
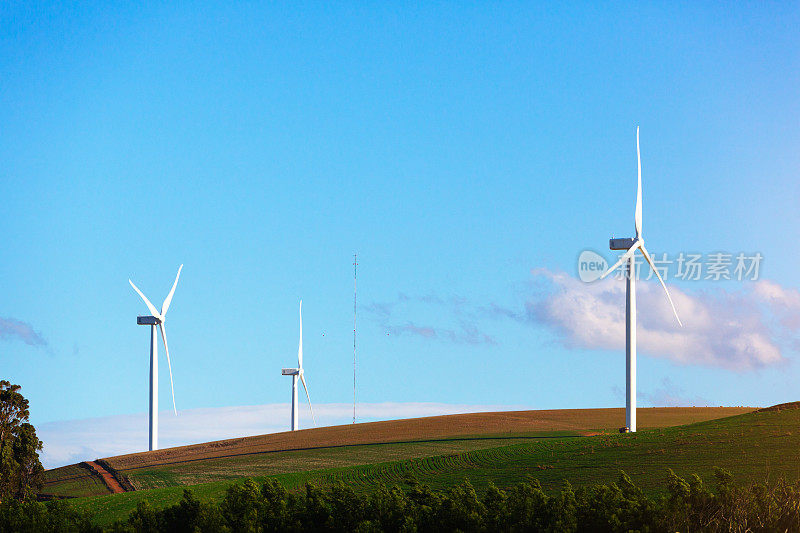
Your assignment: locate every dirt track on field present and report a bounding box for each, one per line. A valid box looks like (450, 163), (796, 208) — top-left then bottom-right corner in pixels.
(105, 407), (753, 473)
(85, 461), (126, 493)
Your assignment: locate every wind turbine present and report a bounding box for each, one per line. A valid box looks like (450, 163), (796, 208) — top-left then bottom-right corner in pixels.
(129, 265), (182, 451)
(600, 127), (682, 433)
(281, 300), (316, 431)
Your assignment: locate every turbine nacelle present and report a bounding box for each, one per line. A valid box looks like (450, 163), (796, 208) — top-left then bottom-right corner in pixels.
(281, 368), (300, 376)
(137, 316), (162, 326)
(609, 237), (637, 251)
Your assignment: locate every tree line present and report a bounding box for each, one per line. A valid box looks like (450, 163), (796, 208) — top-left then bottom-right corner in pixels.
(2, 469), (800, 532)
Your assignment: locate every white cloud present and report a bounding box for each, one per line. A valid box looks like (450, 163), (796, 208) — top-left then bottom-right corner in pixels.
(38, 402), (522, 469)
(753, 280), (800, 330)
(527, 268), (795, 371)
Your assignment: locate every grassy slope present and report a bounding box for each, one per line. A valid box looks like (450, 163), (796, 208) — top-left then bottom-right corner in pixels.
(42, 406), (745, 500)
(340, 408), (800, 492)
(66, 406), (793, 526)
(106, 407), (748, 471)
(111, 407), (749, 488)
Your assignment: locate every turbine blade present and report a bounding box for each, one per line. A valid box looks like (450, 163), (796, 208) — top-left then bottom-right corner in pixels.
(297, 300), (303, 369)
(635, 126), (643, 238)
(599, 243), (640, 280)
(129, 279), (162, 320)
(300, 373), (316, 426)
(639, 244), (683, 327)
(161, 264), (183, 317)
(159, 323), (178, 415)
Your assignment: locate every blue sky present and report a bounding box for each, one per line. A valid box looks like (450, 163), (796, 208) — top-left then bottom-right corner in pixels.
(2, 3), (799, 466)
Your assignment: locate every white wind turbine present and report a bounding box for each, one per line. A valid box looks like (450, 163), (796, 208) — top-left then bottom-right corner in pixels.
(600, 128), (682, 433)
(281, 300), (316, 431)
(129, 265), (182, 451)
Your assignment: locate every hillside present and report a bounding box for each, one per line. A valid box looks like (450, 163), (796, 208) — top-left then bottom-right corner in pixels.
(42, 406), (750, 501)
(105, 406), (749, 471)
(63, 405), (800, 526)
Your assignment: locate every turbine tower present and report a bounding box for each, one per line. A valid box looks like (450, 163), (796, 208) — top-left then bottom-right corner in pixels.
(281, 300), (316, 431)
(130, 265), (182, 451)
(601, 128), (682, 433)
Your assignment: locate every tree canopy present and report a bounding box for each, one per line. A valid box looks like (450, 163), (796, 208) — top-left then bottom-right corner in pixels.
(0, 380), (43, 501)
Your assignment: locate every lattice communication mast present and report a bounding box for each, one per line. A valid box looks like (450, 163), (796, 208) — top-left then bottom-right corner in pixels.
(353, 253), (357, 424)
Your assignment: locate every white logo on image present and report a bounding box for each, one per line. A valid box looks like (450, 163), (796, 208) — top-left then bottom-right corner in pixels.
(577, 250), (608, 283)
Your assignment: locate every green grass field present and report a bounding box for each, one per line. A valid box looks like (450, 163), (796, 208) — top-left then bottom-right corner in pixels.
(59, 406), (800, 526)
